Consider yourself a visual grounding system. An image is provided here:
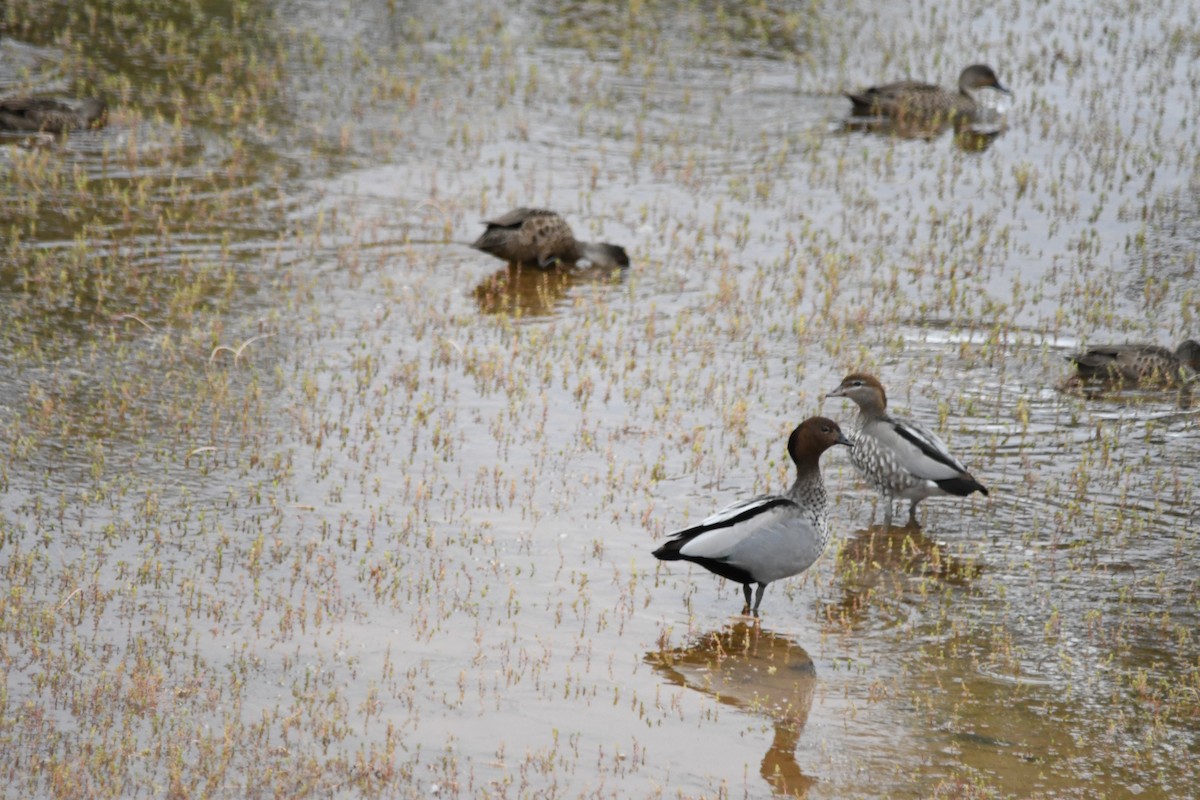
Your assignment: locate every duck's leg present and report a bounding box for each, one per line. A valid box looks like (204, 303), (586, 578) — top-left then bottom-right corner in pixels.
(751, 583), (768, 616)
(882, 499), (895, 530)
(741, 583), (753, 615)
(907, 499), (922, 528)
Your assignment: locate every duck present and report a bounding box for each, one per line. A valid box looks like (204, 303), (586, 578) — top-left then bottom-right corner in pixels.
(826, 373), (988, 528)
(1066, 339), (1200, 387)
(845, 64), (1009, 121)
(470, 207), (630, 269)
(0, 97), (107, 133)
(652, 416), (851, 616)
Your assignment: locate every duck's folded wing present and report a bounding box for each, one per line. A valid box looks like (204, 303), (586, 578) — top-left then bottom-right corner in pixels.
(669, 496), (798, 560)
(681, 496), (801, 561)
(1070, 347), (1121, 368)
(694, 494), (786, 528)
(681, 501), (821, 584)
(483, 207), (552, 229)
(886, 419), (971, 480)
(867, 80), (939, 97)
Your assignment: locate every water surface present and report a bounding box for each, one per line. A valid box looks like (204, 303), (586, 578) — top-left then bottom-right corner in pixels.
(2, 0), (1198, 796)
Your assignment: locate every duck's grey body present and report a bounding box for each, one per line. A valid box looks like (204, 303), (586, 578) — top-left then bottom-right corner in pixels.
(0, 97), (107, 133)
(470, 207), (629, 269)
(849, 414), (983, 510)
(653, 417), (851, 615)
(828, 373), (987, 528)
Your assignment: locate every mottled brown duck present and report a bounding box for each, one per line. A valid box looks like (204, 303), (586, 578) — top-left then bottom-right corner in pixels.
(845, 64), (1009, 121)
(1067, 339), (1200, 386)
(470, 208), (629, 269)
(0, 97), (107, 133)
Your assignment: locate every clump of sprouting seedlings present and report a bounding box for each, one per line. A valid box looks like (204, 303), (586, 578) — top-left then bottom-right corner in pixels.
(3, 0), (1200, 796)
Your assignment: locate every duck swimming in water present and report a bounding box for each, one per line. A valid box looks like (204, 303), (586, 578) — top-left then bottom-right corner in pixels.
(470, 208), (629, 269)
(845, 64), (1010, 121)
(0, 97), (108, 133)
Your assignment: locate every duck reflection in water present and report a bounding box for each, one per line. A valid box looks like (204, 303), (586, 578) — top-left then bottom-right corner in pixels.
(472, 261), (627, 318)
(823, 523), (981, 630)
(839, 113), (1005, 153)
(646, 622), (816, 797)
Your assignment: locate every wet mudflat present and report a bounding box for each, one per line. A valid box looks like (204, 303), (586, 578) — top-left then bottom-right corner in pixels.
(1, 0), (1198, 797)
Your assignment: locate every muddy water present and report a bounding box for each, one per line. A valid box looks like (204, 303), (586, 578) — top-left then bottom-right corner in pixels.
(2, 0), (1198, 796)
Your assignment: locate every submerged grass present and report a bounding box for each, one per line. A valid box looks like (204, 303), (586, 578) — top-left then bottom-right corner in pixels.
(2, 0), (1200, 796)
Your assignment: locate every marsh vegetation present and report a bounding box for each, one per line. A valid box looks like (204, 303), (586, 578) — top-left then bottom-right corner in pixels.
(1, 0), (1198, 796)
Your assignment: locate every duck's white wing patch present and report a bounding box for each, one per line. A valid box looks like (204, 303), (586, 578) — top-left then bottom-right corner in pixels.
(697, 494), (779, 527)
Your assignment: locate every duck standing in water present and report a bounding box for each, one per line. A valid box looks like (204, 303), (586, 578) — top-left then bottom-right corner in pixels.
(845, 64), (1010, 121)
(653, 417), (851, 616)
(1067, 339), (1200, 387)
(827, 373), (988, 529)
(0, 97), (108, 133)
(470, 207), (629, 269)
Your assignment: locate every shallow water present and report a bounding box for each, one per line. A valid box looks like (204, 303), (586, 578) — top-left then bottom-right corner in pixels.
(1, 0), (1198, 796)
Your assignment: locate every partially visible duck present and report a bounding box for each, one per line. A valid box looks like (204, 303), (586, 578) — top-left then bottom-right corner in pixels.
(653, 416), (851, 616)
(470, 207), (629, 269)
(827, 373), (988, 529)
(0, 97), (107, 133)
(1067, 339), (1200, 387)
(845, 64), (1009, 121)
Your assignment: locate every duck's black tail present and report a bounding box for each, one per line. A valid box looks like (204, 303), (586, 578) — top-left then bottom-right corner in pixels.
(935, 476), (988, 497)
